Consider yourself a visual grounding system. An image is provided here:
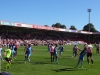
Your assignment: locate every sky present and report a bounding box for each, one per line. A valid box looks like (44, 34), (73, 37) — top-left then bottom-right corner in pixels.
(0, 0), (100, 31)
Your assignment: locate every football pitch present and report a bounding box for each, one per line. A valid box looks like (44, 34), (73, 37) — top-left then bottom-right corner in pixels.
(1, 45), (100, 75)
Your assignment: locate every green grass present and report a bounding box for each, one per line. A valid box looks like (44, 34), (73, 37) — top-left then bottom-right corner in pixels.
(1, 45), (100, 75)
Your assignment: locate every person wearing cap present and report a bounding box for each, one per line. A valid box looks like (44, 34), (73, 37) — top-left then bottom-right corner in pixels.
(3, 46), (12, 70)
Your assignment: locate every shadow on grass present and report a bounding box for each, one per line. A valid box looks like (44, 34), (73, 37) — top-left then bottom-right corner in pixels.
(60, 56), (75, 59)
(0, 68), (9, 71)
(44, 58), (50, 59)
(13, 60), (25, 64)
(52, 67), (87, 72)
(12, 60), (50, 64)
(61, 56), (72, 58)
(0, 68), (5, 71)
(31, 61), (50, 65)
(53, 67), (75, 72)
(44, 56), (72, 59)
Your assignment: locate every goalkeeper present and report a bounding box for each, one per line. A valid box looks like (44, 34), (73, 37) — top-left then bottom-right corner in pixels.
(3, 46), (12, 70)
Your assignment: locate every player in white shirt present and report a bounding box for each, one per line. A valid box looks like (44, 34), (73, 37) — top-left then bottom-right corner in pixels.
(96, 44), (100, 55)
(50, 44), (55, 62)
(87, 43), (93, 65)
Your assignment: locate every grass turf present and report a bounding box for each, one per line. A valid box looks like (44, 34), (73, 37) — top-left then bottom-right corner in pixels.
(1, 45), (100, 75)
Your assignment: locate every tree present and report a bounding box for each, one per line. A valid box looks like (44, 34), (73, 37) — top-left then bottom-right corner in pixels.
(52, 23), (66, 29)
(70, 25), (77, 30)
(52, 23), (61, 28)
(60, 25), (66, 29)
(44, 25), (49, 27)
(83, 23), (97, 32)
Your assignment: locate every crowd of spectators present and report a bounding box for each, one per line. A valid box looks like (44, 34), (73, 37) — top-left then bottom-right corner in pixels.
(0, 31), (86, 46)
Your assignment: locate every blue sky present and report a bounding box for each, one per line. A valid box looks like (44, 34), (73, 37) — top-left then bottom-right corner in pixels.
(0, 0), (100, 31)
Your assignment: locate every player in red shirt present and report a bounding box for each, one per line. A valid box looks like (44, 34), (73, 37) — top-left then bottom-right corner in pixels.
(73, 45), (81, 59)
(87, 43), (93, 65)
(50, 44), (55, 62)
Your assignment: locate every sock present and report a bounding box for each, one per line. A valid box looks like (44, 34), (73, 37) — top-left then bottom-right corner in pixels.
(25, 56), (26, 60)
(81, 61), (84, 68)
(5, 63), (10, 68)
(28, 57), (30, 62)
(73, 52), (74, 57)
(1, 58), (4, 61)
(51, 58), (52, 62)
(25, 56), (27, 61)
(87, 59), (89, 64)
(51, 55), (52, 62)
(91, 59), (93, 64)
(56, 56), (58, 63)
(1, 56), (3, 60)
(11, 56), (13, 60)
(53, 56), (54, 61)
(75, 59), (80, 68)
(9, 62), (11, 65)
(60, 53), (61, 56)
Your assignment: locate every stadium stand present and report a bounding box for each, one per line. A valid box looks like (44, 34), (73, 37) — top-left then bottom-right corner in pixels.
(0, 20), (100, 46)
